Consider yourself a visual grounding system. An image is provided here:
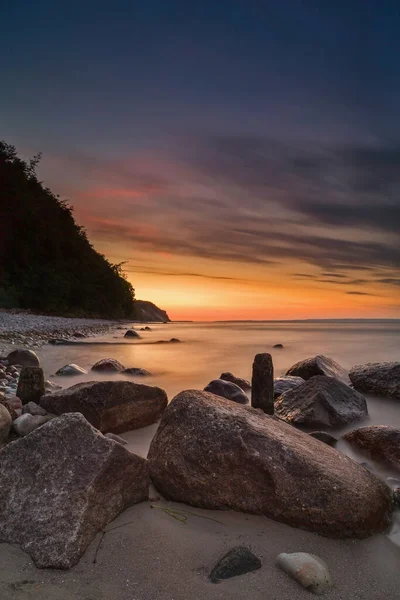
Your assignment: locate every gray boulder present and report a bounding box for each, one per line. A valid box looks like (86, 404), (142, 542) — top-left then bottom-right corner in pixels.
(16, 366), (45, 405)
(349, 362), (400, 399)
(285, 355), (350, 385)
(220, 372), (251, 390)
(41, 380), (168, 433)
(0, 413), (149, 568)
(13, 413), (51, 436)
(275, 376), (367, 428)
(274, 375), (304, 399)
(0, 404), (12, 443)
(55, 364), (88, 376)
(91, 358), (125, 372)
(22, 401), (48, 416)
(7, 349), (40, 368)
(344, 426), (400, 471)
(148, 390), (392, 538)
(204, 379), (248, 404)
(276, 552), (333, 595)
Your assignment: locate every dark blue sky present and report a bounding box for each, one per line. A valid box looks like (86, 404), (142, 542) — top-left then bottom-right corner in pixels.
(1, 0), (399, 317)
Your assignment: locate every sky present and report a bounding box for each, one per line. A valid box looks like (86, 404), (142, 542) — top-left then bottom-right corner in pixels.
(1, 0), (400, 320)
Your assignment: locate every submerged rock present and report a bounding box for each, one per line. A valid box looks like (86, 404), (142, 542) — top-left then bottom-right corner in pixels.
(204, 379), (248, 404)
(273, 343), (284, 349)
(7, 349), (40, 368)
(91, 358), (125, 373)
(209, 547), (261, 583)
(275, 376), (367, 428)
(273, 375), (304, 399)
(122, 368), (151, 377)
(276, 552), (333, 595)
(41, 380), (168, 433)
(55, 364), (88, 376)
(16, 366), (45, 405)
(349, 362), (400, 399)
(0, 413), (149, 568)
(220, 372), (251, 390)
(344, 426), (400, 471)
(124, 329), (141, 338)
(148, 390), (392, 538)
(285, 355), (350, 385)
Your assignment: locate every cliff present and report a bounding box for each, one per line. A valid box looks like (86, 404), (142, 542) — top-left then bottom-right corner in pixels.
(135, 300), (171, 322)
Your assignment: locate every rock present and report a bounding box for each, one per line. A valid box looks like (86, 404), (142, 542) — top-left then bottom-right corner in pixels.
(91, 358), (125, 373)
(169, 338), (181, 343)
(124, 330), (141, 338)
(41, 380), (168, 434)
(273, 375), (304, 399)
(0, 398), (18, 421)
(349, 362), (400, 399)
(0, 404), (12, 443)
(105, 432), (128, 445)
(273, 343), (284, 349)
(285, 355), (350, 385)
(220, 372), (251, 390)
(309, 431), (337, 447)
(209, 547), (261, 583)
(394, 488), (400, 507)
(148, 390), (392, 538)
(72, 332), (87, 338)
(22, 401), (48, 416)
(0, 413), (149, 568)
(16, 366), (45, 405)
(45, 380), (62, 391)
(251, 353), (274, 415)
(122, 368), (151, 377)
(276, 552), (333, 595)
(140, 326), (152, 331)
(7, 349), (40, 368)
(204, 379), (248, 404)
(55, 364), (88, 376)
(13, 413), (51, 436)
(5, 395), (22, 411)
(275, 376), (367, 428)
(344, 426), (400, 471)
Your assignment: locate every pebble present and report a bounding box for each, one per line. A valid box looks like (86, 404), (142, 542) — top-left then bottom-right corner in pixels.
(276, 552), (333, 595)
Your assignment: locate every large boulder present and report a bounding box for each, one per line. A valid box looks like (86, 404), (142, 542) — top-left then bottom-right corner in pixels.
(204, 379), (248, 404)
(0, 404), (12, 443)
(40, 380), (168, 433)
(55, 364), (88, 376)
(91, 358), (125, 372)
(7, 349), (39, 368)
(148, 390), (392, 538)
(275, 376), (367, 428)
(16, 366), (45, 405)
(273, 375), (304, 399)
(285, 355), (350, 385)
(0, 413), (149, 568)
(344, 426), (400, 471)
(220, 372), (251, 391)
(349, 362), (400, 399)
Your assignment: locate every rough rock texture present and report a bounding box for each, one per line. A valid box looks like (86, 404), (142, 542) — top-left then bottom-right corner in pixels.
(148, 390), (392, 538)
(251, 353), (274, 415)
(124, 330), (141, 338)
(276, 552), (333, 595)
(349, 362), (400, 399)
(0, 404), (12, 443)
(55, 364), (88, 376)
(122, 368), (151, 377)
(309, 431), (337, 447)
(204, 379), (248, 404)
(91, 358), (125, 373)
(0, 397), (17, 421)
(105, 432), (128, 445)
(220, 372), (251, 390)
(209, 547), (261, 583)
(0, 413), (149, 568)
(41, 380), (168, 433)
(12, 413), (52, 436)
(22, 401), (48, 416)
(7, 349), (40, 367)
(275, 376), (368, 428)
(16, 366), (45, 405)
(285, 355), (350, 385)
(273, 375), (304, 399)
(344, 426), (400, 471)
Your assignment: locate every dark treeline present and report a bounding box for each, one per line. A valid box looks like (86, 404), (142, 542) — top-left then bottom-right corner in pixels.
(0, 141), (136, 318)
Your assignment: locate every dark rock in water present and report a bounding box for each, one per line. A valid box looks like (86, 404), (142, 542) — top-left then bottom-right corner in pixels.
(140, 326), (152, 331)
(273, 375), (304, 399)
(55, 364), (88, 376)
(285, 355), (350, 385)
(276, 552), (333, 595)
(12, 413), (51, 436)
(0, 404), (12, 443)
(344, 426), (400, 471)
(16, 366), (45, 405)
(204, 379), (248, 404)
(251, 353), (274, 415)
(349, 362), (400, 399)
(122, 368), (151, 377)
(7, 349), (39, 368)
(220, 372), (251, 390)
(41, 380), (168, 434)
(209, 547), (261, 583)
(48, 339), (66, 345)
(275, 376), (367, 428)
(309, 431), (337, 447)
(148, 389), (392, 538)
(360, 462), (374, 473)
(273, 343), (284, 349)
(124, 329), (141, 338)
(0, 413), (149, 568)
(169, 338), (181, 343)
(91, 358), (125, 373)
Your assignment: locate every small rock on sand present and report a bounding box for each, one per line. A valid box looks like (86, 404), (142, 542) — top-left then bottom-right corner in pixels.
(210, 547), (261, 583)
(276, 552), (333, 595)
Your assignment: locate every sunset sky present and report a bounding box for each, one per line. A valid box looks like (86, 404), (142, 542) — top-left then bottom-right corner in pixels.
(2, 1), (399, 320)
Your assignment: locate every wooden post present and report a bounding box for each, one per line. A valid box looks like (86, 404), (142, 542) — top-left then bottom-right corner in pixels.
(251, 353), (274, 415)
